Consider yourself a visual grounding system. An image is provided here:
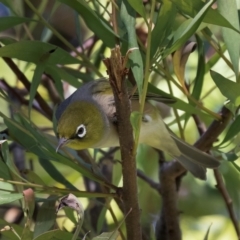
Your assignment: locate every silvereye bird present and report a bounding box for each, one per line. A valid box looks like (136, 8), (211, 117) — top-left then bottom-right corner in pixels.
(56, 79), (220, 180)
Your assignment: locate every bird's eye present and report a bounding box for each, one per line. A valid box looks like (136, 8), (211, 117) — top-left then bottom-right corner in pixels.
(76, 124), (86, 138)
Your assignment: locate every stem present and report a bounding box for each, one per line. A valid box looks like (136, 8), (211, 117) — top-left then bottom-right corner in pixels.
(163, 59), (185, 140)
(202, 29), (233, 71)
(157, 65), (221, 120)
(72, 215), (83, 240)
(214, 170), (240, 238)
(0, 178), (117, 198)
(104, 45), (142, 240)
(133, 0), (156, 154)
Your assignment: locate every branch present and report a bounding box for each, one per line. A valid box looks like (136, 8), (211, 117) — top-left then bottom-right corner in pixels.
(137, 169), (161, 193)
(214, 169), (240, 238)
(103, 46), (142, 240)
(193, 112), (239, 239)
(157, 106), (232, 240)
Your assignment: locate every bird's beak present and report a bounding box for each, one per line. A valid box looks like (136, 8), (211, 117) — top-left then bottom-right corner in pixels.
(56, 137), (68, 153)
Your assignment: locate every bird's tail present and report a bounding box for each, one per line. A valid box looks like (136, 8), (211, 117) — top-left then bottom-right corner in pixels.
(172, 135), (220, 180)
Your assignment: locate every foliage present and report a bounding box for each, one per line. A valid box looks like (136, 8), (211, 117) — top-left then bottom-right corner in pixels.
(0, 0), (239, 240)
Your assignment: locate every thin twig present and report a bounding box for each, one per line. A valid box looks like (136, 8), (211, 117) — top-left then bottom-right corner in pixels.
(137, 169), (161, 193)
(214, 169), (240, 239)
(0, 178), (117, 198)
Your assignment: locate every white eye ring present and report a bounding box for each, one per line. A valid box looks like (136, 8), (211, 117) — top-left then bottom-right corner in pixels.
(76, 124), (86, 138)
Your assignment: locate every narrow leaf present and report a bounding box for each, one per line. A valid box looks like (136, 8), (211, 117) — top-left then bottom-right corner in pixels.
(29, 63), (45, 117)
(172, 0), (240, 33)
(120, 0), (143, 95)
(164, 0), (214, 56)
(33, 229), (73, 240)
(58, 0), (116, 47)
(210, 70), (240, 106)
(34, 198), (56, 239)
(0, 17), (35, 32)
(23, 169), (46, 186)
(231, 161), (240, 172)
(127, 0), (146, 20)
(147, 83), (212, 118)
(45, 65), (81, 89)
(217, 0), (240, 79)
(220, 115), (240, 145)
(1, 140), (26, 185)
(0, 193), (23, 205)
(92, 231), (119, 240)
(192, 35), (205, 101)
(151, 0), (177, 58)
(38, 158), (79, 190)
(203, 223), (212, 240)
(0, 41), (81, 65)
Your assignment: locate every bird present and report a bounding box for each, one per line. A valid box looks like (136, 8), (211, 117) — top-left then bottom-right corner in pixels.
(55, 79), (220, 180)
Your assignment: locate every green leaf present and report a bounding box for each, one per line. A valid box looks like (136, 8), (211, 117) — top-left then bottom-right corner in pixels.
(34, 198), (56, 239)
(130, 111), (142, 137)
(15, 114), (55, 153)
(38, 158), (78, 190)
(164, 0), (214, 56)
(58, 0), (116, 47)
(120, 0), (144, 96)
(231, 161), (240, 172)
(0, 143), (11, 179)
(0, 37), (18, 45)
(21, 227), (33, 240)
(92, 231), (119, 240)
(192, 35), (205, 101)
(210, 70), (240, 106)
(0, 193), (23, 205)
(219, 115), (240, 145)
(63, 67), (95, 83)
(151, 0), (177, 58)
(45, 65), (81, 89)
(64, 207), (78, 225)
(172, 0), (240, 33)
(222, 152), (238, 162)
(97, 206), (108, 233)
(24, 170), (46, 185)
(1, 140), (26, 184)
(0, 40), (81, 65)
(29, 63), (45, 117)
(0, 17), (35, 32)
(203, 223), (212, 240)
(33, 229), (73, 240)
(45, 66), (64, 100)
(127, 0), (146, 20)
(147, 83), (211, 118)
(217, 0), (240, 79)
(0, 113), (115, 188)
(0, 113), (46, 157)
